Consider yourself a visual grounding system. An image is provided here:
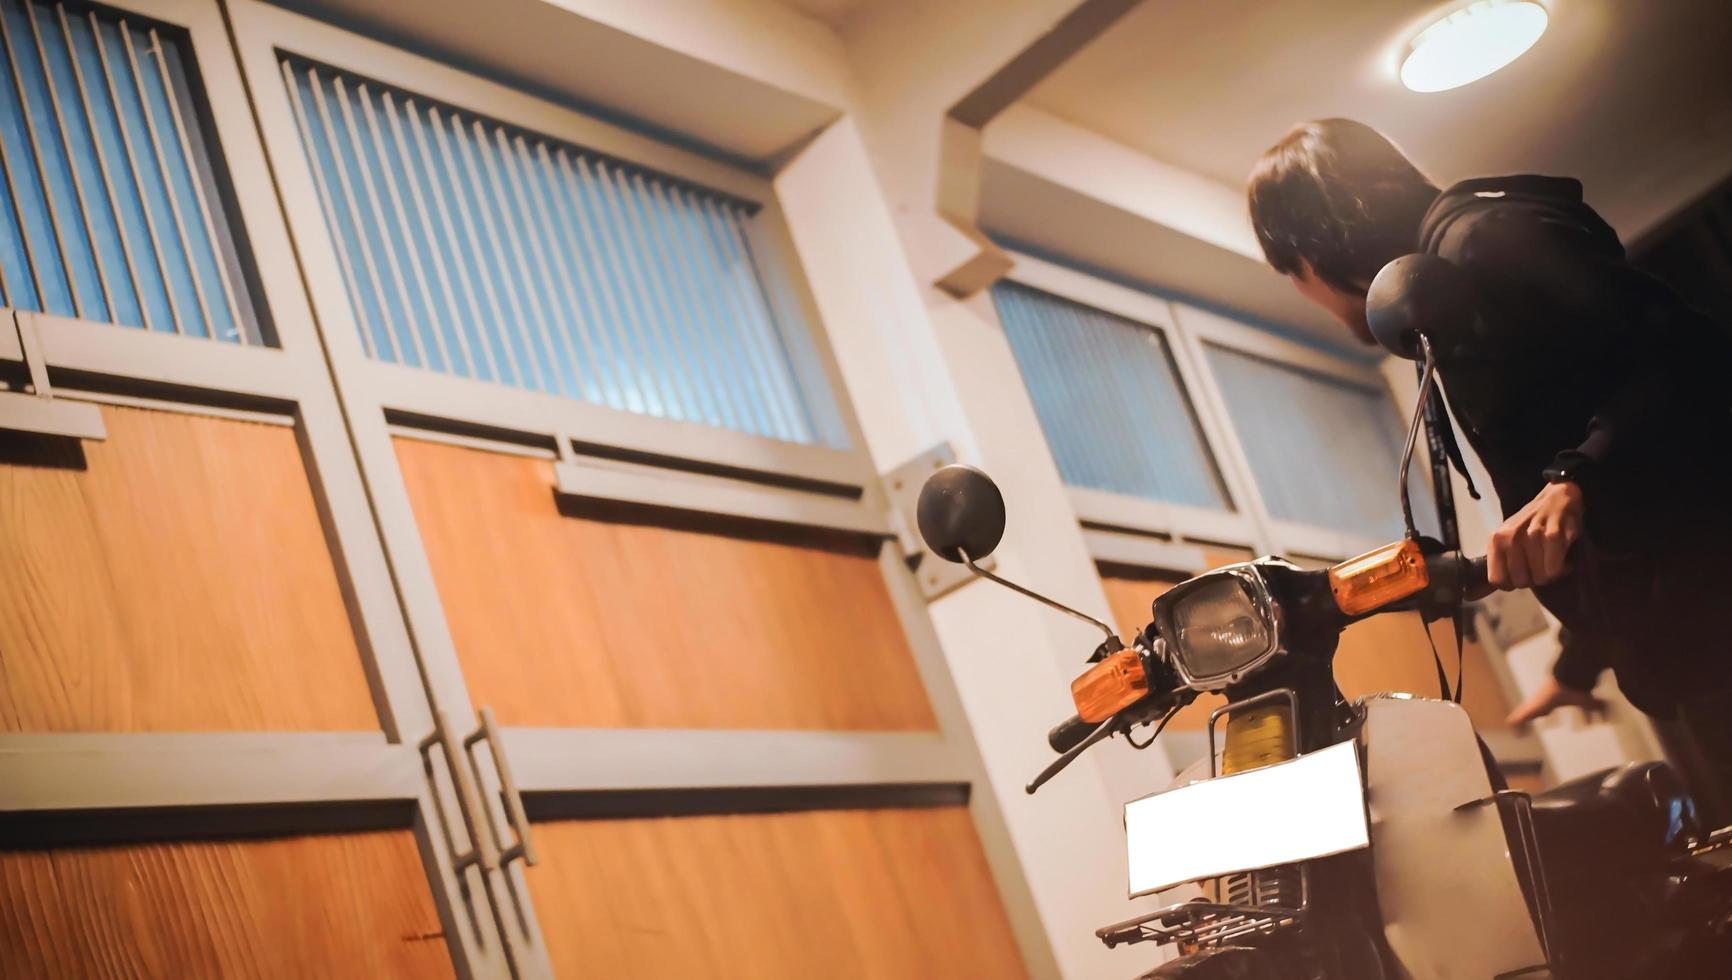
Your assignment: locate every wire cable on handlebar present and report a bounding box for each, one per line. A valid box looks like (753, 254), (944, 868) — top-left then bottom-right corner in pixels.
(1396, 335), (1439, 541)
(1451, 555), (1467, 704)
(1417, 549), (1471, 704)
(1125, 701), (1182, 750)
(1423, 618), (1453, 702)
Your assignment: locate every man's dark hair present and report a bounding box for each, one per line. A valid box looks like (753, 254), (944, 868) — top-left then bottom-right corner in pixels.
(1248, 119), (1440, 294)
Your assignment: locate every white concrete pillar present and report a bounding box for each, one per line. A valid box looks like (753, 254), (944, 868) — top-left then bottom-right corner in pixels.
(779, 106), (1175, 980)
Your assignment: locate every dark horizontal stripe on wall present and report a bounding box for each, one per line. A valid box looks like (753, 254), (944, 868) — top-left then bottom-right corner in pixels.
(0, 799), (416, 850)
(523, 782), (971, 823)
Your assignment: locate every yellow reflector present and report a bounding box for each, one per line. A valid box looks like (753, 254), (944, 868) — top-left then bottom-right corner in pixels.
(1071, 649), (1149, 722)
(1221, 702), (1295, 776)
(1329, 538), (1428, 616)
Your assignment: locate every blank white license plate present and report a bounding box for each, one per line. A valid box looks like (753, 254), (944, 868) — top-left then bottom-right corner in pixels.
(1125, 739), (1369, 897)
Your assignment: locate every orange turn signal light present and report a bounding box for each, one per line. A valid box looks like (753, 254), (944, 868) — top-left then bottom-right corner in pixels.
(1071, 648), (1150, 723)
(1328, 538), (1428, 616)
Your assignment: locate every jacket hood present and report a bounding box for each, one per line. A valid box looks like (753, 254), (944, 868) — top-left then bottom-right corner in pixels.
(1418, 175), (1620, 256)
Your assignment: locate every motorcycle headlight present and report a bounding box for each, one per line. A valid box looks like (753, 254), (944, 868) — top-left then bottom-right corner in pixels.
(1154, 566), (1281, 688)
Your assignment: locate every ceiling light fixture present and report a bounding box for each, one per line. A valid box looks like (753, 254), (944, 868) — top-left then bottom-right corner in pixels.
(1400, 0), (1549, 93)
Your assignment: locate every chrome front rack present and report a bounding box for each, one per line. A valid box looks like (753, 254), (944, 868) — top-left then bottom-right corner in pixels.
(1096, 900), (1303, 950)
(1100, 858), (1310, 951)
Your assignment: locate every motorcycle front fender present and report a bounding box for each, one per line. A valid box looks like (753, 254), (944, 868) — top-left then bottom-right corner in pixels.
(1361, 695), (1548, 979)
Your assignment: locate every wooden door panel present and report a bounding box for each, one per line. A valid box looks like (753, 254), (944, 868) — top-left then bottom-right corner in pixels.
(395, 436), (936, 730)
(1099, 564), (1511, 733)
(0, 829), (452, 978)
(525, 805), (1026, 979)
(0, 406), (377, 732)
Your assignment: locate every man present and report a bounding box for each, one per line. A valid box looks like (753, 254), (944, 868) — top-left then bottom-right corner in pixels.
(1246, 118), (1732, 817)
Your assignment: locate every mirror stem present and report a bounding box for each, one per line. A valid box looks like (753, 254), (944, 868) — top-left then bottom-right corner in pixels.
(960, 550), (1119, 643)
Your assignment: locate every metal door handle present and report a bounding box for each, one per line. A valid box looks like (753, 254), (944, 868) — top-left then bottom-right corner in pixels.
(420, 710), (500, 873)
(463, 706), (539, 867)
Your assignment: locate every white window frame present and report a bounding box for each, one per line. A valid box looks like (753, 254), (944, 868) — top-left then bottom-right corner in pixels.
(1002, 251), (1414, 568)
(1000, 252), (1259, 550)
(234, 1), (872, 492)
(1175, 302), (1406, 561)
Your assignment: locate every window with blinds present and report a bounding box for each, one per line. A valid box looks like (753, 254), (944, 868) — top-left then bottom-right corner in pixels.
(992, 281), (1230, 510)
(0, 0), (262, 343)
(1204, 344), (1427, 541)
(280, 56), (847, 449)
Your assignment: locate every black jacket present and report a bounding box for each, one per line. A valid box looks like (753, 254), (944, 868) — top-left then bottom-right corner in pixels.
(1419, 175), (1732, 715)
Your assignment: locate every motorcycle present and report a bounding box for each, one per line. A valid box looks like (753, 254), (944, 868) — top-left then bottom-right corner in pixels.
(912, 254), (1732, 979)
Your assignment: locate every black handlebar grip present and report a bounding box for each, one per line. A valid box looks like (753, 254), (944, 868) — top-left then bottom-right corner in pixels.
(1048, 714), (1095, 753)
(1462, 555), (1490, 598)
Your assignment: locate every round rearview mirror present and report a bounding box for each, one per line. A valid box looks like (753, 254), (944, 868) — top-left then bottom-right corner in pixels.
(916, 464), (1006, 564)
(1366, 253), (1476, 360)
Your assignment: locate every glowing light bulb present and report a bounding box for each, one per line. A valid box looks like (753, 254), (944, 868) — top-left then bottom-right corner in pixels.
(1400, 1), (1549, 93)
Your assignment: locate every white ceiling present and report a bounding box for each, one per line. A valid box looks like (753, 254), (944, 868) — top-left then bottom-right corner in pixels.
(1024, 0), (1732, 242)
(773, 0), (868, 30)
(270, 0), (839, 165)
(980, 156), (1351, 345)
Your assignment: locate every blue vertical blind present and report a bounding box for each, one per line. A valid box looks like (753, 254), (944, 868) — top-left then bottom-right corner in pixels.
(281, 56), (846, 449)
(0, 0), (260, 343)
(993, 282), (1230, 510)
(1205, 344), (1427, 540)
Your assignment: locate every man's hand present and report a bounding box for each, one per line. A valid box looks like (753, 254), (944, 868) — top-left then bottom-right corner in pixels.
(1506, 675), (1608, 728)
(1487, 481), (1584, 589)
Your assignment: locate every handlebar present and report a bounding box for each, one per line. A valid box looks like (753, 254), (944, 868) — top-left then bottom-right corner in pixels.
(1047, 714), (1095, 753)
(1386, 551), (1492, 613)
(1439, 551), (1490, 598)
(1463, 554), (1489, 597)
(1046, 685), (1194, 756)
(1039, 548), (1490, 767)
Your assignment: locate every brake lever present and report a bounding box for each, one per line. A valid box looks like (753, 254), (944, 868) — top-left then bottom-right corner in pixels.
(1025, 689), (1195, 794)
(1025, 714), (1118, 795)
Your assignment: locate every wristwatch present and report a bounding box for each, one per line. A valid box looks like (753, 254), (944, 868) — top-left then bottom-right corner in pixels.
(1542, 451), (1594, 486)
